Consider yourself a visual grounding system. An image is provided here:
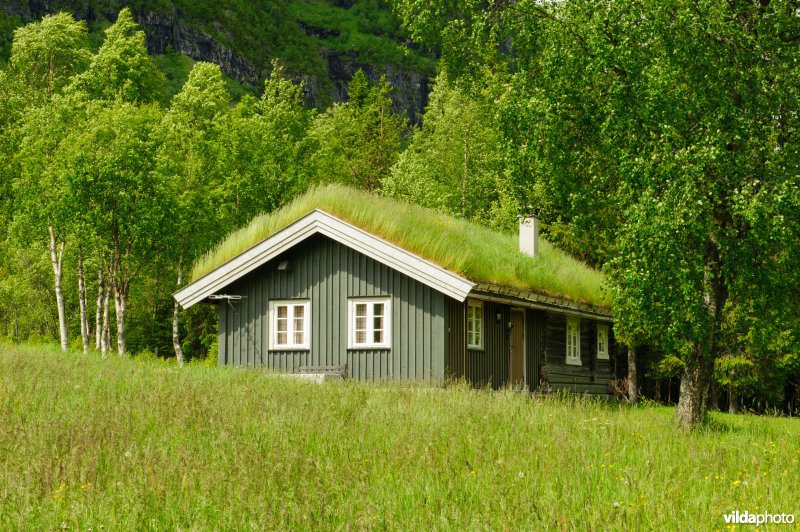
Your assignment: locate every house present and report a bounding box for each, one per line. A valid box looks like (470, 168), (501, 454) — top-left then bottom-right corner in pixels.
(174, 185), (615, 393)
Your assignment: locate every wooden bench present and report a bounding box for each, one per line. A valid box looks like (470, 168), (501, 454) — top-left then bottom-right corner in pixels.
(297, 364), (347, 379)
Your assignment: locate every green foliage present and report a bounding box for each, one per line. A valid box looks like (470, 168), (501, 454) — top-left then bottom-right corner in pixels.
(214, 62), (315, 230)
(287, 0), (435, 74)
(310, 70), (407, 191)
(191, 184), (610, 307)
(2, 344), (799, 528)
(395, 0), (800, 423)
(382, 74), (506, 227)
(68, 8), (165, 103)
(9, 12), (91, 97)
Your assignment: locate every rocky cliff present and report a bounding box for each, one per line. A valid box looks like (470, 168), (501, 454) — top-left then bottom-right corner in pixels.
(2, 1), (433, 120)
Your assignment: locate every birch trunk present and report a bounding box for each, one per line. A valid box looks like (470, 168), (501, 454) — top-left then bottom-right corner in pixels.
(675, 240), (725, 428)
(172, 260), (185, 366)
(728, 387), (739, 414)
(95, 264), (103, 349)
(101, 279), (110, 357)
(77, 254), (90, 354)
(113, 282), (128, 356)
(627, 346), (638, 404)
(48, 225), (68, 351)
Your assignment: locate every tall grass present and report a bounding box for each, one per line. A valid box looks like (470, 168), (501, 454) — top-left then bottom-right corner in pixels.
(190, 184), (611, 308)
(1, 344), (797, 529)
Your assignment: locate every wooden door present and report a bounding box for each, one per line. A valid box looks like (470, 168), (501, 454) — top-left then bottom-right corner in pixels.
(510, 309), (525, 386)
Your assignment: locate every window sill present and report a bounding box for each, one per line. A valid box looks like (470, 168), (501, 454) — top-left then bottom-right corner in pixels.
(565, 358), (582, 366)
(597, 355), (609, 361)
(467, 345), (484, 351)
(347, 345), (390, 350)
(269, 347), (311, 352)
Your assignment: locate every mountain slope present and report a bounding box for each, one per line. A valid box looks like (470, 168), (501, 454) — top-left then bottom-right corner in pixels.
(0, 0), (435, 118)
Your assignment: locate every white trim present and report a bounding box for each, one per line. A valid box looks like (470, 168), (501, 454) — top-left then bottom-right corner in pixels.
(597, 324), (609, 360)
(175, 210), (475, 308)
(466, 299), (484, 349)
(566, 316), (581, 366)
(347, 297), (391, 349)
(268, 299), (310, 351)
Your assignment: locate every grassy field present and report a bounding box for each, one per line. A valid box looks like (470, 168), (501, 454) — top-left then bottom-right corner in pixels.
(190, 185), (611, 308)
(1, 344), (797, 529)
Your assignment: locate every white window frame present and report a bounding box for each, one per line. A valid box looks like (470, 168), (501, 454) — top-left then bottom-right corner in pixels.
(597, 324), (609, 360)
(467, 299), (484, 350)
(348, 297), (391, 349)
(268, 299), (311, 351)
(566, 316), (581, 365)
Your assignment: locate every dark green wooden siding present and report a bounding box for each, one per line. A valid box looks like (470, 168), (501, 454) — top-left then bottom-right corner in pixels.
(465, 301), (509, 388)
(525, 309), (545, 388)
(542, 313), (612, 395)
(216, 234), (446, 380)
(444, 297), (465, 379)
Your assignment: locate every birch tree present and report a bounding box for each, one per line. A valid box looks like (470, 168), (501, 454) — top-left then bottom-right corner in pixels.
(382, 75), (503, 225)
(156, 62), (230, 365)
(62, 101), (170, 356)
(395, 0), (800, 426)
(215, 62), (314, 228)
(309, 70), (405, 192)
(8, 13), (90, 351)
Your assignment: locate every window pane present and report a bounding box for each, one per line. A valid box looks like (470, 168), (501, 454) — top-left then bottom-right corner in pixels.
(294, 330), (304, 345)
(277, 306), (287, 319)
(277, 332), (287, 345)
(373, 329), (384, 344)
(373, 303), (384, 317)
(355, 303), (367, 317)
(356, 330), (366, 344)
(293, 305), (304, 319)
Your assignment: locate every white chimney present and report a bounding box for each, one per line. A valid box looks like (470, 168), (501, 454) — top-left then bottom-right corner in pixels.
(519, 214), (539, 258)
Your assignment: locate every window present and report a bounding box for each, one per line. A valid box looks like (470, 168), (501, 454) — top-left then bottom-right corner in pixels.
(597, 324), (609, 360)
(467, 300), (484, 349)
(268, 300), (310, 350)
(566, 317), (581, 365)
(348, 298), (391, 349)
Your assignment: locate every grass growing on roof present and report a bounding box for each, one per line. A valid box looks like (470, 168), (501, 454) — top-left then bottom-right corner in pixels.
(190, 184), (611, 307)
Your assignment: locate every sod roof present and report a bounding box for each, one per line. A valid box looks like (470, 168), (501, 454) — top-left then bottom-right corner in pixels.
(190, 185), (611, 309)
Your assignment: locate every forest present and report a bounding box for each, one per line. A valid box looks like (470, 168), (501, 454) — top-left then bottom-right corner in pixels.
(0, 1), (799, 428)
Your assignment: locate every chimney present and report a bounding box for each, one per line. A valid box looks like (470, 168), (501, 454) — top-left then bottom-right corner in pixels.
(519, 214), (539, 258)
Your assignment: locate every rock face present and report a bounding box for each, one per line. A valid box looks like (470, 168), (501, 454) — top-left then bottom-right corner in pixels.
(304, 51), (429, 122)
(4, 2), (432, 120)
(139, 11), (260, 86)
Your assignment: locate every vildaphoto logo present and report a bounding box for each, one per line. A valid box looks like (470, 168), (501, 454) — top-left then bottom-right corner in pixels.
(723, 511), (795, 525)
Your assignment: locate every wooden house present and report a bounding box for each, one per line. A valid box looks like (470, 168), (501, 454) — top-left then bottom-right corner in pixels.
(174, 186), (614, 393)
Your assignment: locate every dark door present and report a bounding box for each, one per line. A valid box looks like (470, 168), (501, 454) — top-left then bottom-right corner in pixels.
(510, 309), (525, 386)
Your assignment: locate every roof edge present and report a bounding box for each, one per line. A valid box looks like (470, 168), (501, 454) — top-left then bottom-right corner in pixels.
(174, 210), (475, 308)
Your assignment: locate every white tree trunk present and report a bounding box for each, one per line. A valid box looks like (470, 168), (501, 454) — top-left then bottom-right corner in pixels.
(113, 282), (128, 356)
(172, 260), (185, 366)
(627, 346), (638, 404)
(77, 254), (90, 354)
(48, 225), (68, 351)
(95, 264), (103, 350)
(101, 279), (110, 357)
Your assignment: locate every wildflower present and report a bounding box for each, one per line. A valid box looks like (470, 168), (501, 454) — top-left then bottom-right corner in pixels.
(518, 471), (525, 478)
(613, 502), (620, 509)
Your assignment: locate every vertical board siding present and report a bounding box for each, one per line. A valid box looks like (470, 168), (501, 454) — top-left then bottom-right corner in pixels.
(541, 311), (613, 395)
(525, 309), (545, 389)
(218, 234), (445, 381)
(444, 298), (465, 379)
(466, 301), (509, 389)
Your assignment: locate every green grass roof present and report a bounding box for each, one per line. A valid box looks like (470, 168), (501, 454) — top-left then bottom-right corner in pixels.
(190, 185), (611, 308)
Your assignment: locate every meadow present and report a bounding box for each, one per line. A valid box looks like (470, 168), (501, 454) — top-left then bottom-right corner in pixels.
(0, 343), (797, 529)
